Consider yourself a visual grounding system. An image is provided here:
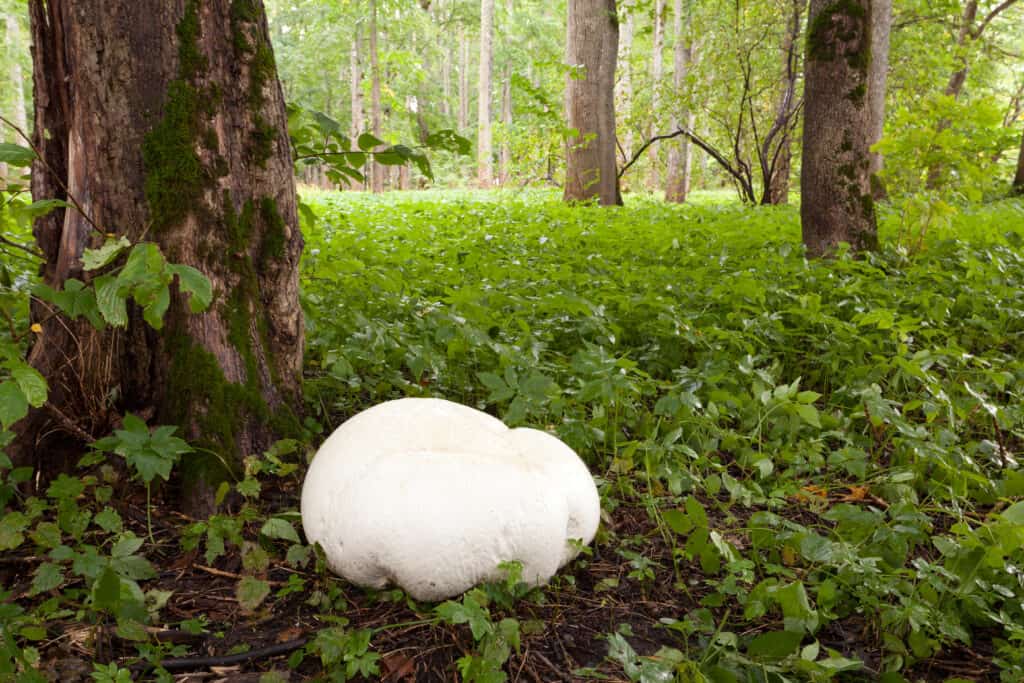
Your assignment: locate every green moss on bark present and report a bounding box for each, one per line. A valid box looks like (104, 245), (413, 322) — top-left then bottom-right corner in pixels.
(807, 0), (870, 72)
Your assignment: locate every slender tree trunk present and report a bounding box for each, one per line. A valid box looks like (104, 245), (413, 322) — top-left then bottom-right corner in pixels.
(762, 0), (803, 205)
(2, 13), (28, 179)
(665, 0), (691, 203)
(801, 0), (877, 256)
(616, 7), (634, 167)
(564, 0), (621, 205)
(945, 0), (978, 100)
(350, 31), (363, 148)
(477, 0), (495, 186)
(458, 29), (470, 132)
(868, 0), (892, 196)
(370, 0), (384, 192)
(442, 44), (452, 117)
(21, 0), (304, 514)
(1014, 127), (1024, 194)
(648, 0), (664, 190)
(498, 0), (513, 185)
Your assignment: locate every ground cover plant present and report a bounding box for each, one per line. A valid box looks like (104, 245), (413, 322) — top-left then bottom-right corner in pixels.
(3, 190), (1022, 681)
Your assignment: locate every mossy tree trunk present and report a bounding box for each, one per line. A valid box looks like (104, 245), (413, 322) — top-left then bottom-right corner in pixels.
(21, 0), (304, 515)
(564, 0), (622, 206)
(800, 0), (877, 257)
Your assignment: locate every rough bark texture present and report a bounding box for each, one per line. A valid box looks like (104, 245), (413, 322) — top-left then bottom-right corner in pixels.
(801, 0), (877, 257)
(564, 0), (621, 205)
(22, 0), (304, 514)
(648, 0), (664, 190)
(370, 0), (384, 193)
(664, 0), (692, 203)
(1014, 127), (1024, 193)
(477, 0), (495, 186)
(867, 0), (891, 185)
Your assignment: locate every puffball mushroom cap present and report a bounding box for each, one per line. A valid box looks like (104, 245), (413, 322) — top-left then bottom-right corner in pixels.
(300, 398), (600, 601)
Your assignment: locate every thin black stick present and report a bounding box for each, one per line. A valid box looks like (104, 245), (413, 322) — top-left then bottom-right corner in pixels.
(135, 636), (309, 673)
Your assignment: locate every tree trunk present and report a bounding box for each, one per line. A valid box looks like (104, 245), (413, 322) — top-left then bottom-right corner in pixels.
(498, 0), (514, 185)
(868, 0), (892, 197)
(944, 0), (978, 100)
(477, 0), (495, 186)
(1014, 127), (1024, 194)
(442, 44), (452, 117)
(616, 8), (634, 167)
(349, 30), (364, 151)
(664, 0), (691, 203)
(648, 0), (664, 190)
(801, 0), (877, 256)
(761, 0), (803, 206)
(22, 0), (304, 514)
(2, 13), (28, 180)
(564, 0), (621, 205)
(369, 0), (385, 193)
(458, 28), (470, 132)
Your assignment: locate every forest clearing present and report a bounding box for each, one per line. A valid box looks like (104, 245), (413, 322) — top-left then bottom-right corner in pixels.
(1, 0), (1024, 681)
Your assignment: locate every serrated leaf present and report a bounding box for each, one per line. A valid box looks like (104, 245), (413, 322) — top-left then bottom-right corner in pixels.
(94, 274), (128, 327)
(11, 366), (48, 408)
(661, 508), (693, 536)
(0, 381), (29, 429)
(82, 236), (131, 271)
(237, 576), (271, 612)
(31, 562), (64, 595)
(260, 517), (301, 543)
(168, 264), (213, 313)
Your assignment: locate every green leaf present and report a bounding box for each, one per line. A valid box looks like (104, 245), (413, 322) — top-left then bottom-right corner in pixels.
(794, 404), (821, 428)
(747, 630), (803, 659)
(11, 366), (48, 408)
(30, 562), (64, 595)
(357, 133), (385, 151)
(661, 508), (693, 536)
(82, 236), (132, 271)
(0, 142), (36, 166)
(94, 274), (128, 327)
(168, 264), (213, 313)
(0, 381), (29, 429)
(260, 518), (301, 543)
(237, 576), (271, 612)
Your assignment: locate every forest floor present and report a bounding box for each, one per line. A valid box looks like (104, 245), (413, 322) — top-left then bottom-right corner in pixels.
(4, 191), (1024, 682)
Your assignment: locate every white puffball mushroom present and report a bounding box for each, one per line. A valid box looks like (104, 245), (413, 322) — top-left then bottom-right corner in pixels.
(300, 397), (600, 601)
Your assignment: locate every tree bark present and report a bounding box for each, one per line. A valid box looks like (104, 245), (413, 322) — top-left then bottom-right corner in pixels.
(2, 13), (28, 180)
(349, 29), (364, 151)
(801, 0), (877, 256)
(498, 0), (514, 185)
(369, 0), (384, 192)
(648, 0), (664, 190)
(867, 0), (892, 193)
(616, 7), (634, 166)
(564, 0), (621, 205)
(664, 0), (692, 203)
(21, 0), (304, 514)
(1014, 126), (1024, 194)
(477, 0), (495, 186)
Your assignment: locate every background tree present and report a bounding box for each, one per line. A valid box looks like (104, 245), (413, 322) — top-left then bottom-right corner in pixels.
(20, 0), (304, 513)
(664, 0), (694, 203)
(867, 0), (892, 196)
(801, 0), (877, 256)
(477, 0), (495, 185)
(564, 0), (621, 205)
(1015, 128), (1024, 193)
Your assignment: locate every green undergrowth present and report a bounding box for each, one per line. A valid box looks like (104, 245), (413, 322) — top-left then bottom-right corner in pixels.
(301, 190), (1024, 680)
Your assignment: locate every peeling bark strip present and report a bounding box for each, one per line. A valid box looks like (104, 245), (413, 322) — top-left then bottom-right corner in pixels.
(564, 0), (621, 206)
(800, 0), (878, 257)
(23, 0), (304, 513)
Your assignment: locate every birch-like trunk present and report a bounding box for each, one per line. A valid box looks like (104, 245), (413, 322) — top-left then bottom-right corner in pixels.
(868, 0), (892, 193)
(370, 0), (384, 192)
(477, 0), (495, 186)
(664, 0), (692, 203)
(648, 0), (664, 190)
(458, 29), (470, 132)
